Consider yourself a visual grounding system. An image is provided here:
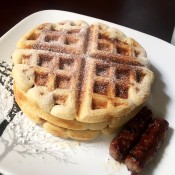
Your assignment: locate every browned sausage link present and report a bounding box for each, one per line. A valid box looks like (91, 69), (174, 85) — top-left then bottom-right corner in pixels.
(109, 107), (153, 161)
(125, 118), (169, 174)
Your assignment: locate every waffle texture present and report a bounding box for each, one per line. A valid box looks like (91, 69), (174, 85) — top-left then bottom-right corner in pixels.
(12, 20), (154, 140)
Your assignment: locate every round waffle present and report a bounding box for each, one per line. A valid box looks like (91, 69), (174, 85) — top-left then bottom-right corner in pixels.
(14, 82), (142, 140)
(12, 20), (154, 140)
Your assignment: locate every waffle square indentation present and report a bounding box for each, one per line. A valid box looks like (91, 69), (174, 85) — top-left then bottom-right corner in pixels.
(53, 94), (67, 105)
(93, 81), (108, 95)
(115, 83), (129, 99)
(38, 54), (53, 67)
(96, 64), (110, 77)
(135, 70), (145, 83)
(98, 42), (111, 52)
(35, 72), (48, 86)
(55, 76), (71, 89)
(64, 36), (79, 45)
(44, 35), (60, 42)
(116, 68), (130, 81)
(59, 58), (74, 70)
(92, 98), (107, 110)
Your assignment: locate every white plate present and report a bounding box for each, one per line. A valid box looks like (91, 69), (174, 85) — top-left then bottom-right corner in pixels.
(0, 10), (175, 175)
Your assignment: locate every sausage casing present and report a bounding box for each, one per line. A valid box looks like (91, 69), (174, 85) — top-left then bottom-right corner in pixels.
(109, 107), (153, 161)
(125, 118), (169, 174)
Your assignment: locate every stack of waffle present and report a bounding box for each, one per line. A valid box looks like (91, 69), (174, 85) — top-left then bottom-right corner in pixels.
(12, 20), (154, 140)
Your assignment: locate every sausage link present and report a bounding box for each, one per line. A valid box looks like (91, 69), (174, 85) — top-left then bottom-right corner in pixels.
(109, 107), (153, 161)
(125, 118), (169, 174)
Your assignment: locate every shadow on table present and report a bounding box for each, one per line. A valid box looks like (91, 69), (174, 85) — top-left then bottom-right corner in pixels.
(142, 64), (173, 175)
(147, 64), (170, 119)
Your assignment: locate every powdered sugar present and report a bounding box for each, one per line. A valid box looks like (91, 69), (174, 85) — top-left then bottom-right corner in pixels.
(0, 112), (75, 163)
(0, 61), (90, 164)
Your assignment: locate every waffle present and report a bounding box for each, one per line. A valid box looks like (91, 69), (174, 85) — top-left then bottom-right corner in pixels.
(14, 82), (141, 133)
(13, 83), (109, 131)
(17, 20), (89, 55)
(78, 58), (153, 123)
(13, 82), (113, 140)
(43, 122), (100, 140)
(12, 20), (154, 140)
(87, 23), (148, 66)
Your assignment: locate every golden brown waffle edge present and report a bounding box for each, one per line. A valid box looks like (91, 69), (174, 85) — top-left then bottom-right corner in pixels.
(12, 20), (154, 140)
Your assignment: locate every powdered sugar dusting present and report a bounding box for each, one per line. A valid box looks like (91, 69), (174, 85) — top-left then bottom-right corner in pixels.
(0, 110), (89, 164)
(104, 156), (130, 175)
(0, 61), (91, 164)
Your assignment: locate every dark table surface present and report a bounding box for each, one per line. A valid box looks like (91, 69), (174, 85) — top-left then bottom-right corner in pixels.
(0, 0), (174, 175)
(0, 0), (175, 43)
